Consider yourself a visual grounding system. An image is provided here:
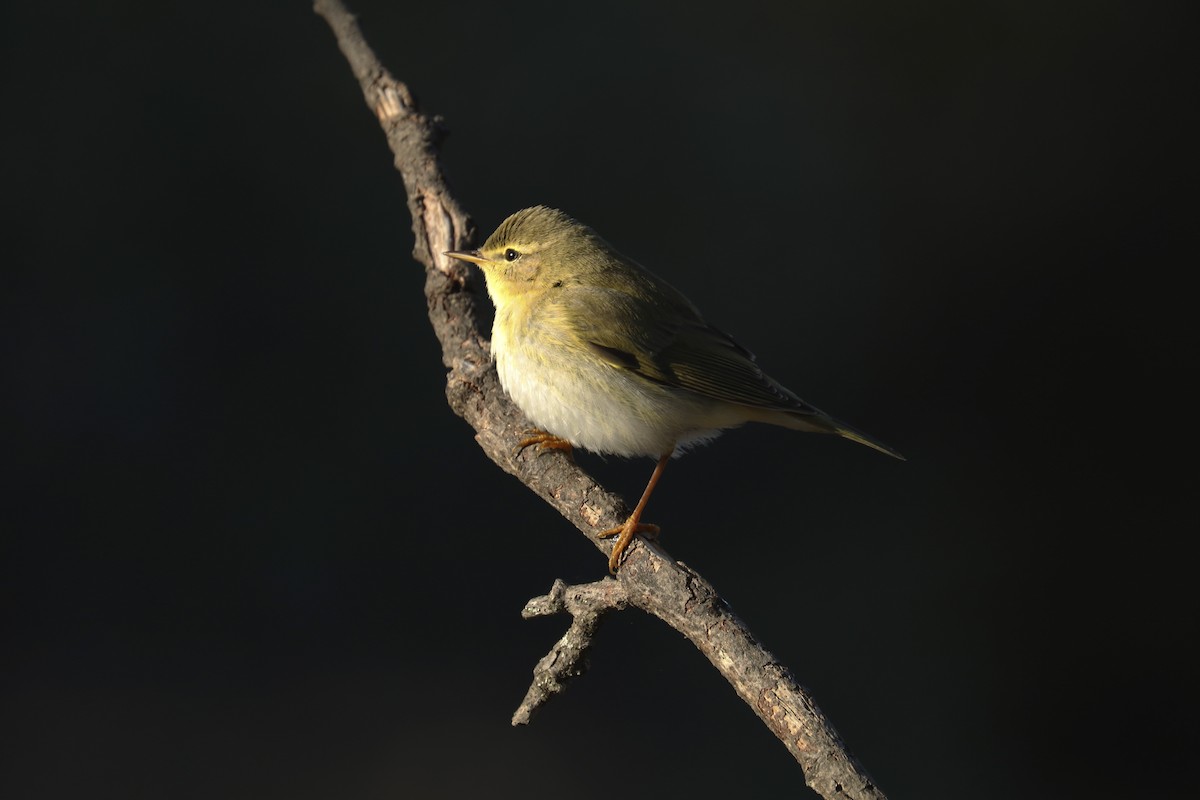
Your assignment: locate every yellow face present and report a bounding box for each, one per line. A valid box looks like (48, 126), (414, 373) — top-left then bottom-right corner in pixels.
(445, 206), (586, 305)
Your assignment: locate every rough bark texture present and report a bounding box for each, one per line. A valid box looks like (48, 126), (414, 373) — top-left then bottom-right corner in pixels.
(314, 2), (887, 797)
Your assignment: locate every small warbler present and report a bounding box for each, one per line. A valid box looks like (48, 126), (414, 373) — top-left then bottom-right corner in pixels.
(446, 206), (902, 573)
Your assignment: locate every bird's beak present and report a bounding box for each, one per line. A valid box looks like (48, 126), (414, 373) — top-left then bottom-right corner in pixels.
(444, 249), (488, 266)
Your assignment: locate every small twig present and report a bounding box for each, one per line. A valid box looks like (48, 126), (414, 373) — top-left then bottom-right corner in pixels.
(314, 2), (887, 797)
(512, 578), (630, 725)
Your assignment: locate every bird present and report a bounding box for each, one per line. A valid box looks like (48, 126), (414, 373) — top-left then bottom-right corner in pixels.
(445, 206), (902, 573)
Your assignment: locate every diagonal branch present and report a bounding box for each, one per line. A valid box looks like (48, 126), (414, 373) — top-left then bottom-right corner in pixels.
(314, 2), (887, 797)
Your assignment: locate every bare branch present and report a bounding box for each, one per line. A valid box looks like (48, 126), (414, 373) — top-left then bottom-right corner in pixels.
(512, 578), (630, 725)
(314, 2), (887, 797)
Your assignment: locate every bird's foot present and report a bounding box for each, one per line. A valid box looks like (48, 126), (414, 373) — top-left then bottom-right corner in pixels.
(597, 517), (661, 574)
(514, 429), (574, 459)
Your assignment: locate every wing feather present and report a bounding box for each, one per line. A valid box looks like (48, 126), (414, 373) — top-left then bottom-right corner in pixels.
(559, 286), (821, 416)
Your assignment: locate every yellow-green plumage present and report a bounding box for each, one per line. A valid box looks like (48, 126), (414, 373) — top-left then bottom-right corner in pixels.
(448, 206), (902, 461)
(445, 206), (901, 572)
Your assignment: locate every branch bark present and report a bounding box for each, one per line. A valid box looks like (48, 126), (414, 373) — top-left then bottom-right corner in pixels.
(314, 2), (887, 797)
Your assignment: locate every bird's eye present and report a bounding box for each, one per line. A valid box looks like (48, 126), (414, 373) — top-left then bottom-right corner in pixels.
(504, 248), (519, 262)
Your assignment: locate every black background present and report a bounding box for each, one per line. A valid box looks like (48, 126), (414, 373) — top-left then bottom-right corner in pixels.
(4, 1), (1195, 798)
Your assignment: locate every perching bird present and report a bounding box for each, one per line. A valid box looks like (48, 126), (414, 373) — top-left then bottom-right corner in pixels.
(446, 206), (902, 573)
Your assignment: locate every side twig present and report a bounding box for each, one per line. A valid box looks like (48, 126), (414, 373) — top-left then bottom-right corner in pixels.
(314, 2), (886, 797)
(512, 578), (629, 725)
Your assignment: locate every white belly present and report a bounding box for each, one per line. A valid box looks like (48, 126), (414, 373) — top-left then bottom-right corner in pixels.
(492, 319), (741, 458)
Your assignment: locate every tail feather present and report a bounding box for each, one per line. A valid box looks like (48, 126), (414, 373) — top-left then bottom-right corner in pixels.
(830, 420), (905, 461)
(763, 407), (905, 460)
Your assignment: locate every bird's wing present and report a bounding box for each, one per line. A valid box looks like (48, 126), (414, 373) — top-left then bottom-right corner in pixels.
(654, 322), (821, 412)
(560, 286), (822, 414)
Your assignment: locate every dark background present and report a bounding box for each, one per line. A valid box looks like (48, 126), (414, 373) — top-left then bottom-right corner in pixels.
(4, 1), (1195, 798)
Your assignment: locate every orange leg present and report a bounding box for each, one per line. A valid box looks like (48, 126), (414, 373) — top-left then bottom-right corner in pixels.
(597, 452), (672, 574)
(515, 429), (574, 458)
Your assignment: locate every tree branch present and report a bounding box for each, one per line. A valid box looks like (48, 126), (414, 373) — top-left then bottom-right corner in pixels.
(314, 2), (887, 797)
(512, 578), (629, 726)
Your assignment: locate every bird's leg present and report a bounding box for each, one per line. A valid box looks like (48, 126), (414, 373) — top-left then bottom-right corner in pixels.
(515, 429), (574, 459)
(598, 452), (672, 574)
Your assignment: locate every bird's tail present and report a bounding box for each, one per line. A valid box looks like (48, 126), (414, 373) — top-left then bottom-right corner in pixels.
(763, 407), (905, 460)
(829, 419), (905, 460)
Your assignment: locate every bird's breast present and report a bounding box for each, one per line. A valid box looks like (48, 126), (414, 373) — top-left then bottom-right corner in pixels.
(490, 305), (746, 458)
